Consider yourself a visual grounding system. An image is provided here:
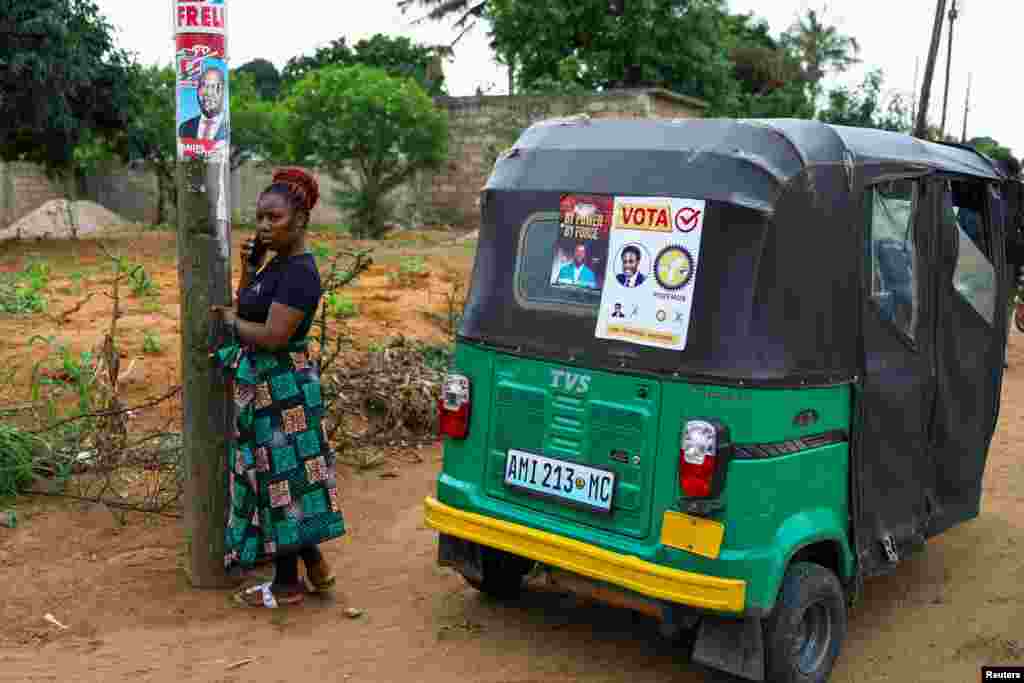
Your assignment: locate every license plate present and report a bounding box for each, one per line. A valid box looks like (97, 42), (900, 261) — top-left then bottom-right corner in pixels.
(504, 449), (616, 513)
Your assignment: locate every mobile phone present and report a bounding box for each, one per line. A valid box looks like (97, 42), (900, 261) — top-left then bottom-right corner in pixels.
(248, 234), (268, 267)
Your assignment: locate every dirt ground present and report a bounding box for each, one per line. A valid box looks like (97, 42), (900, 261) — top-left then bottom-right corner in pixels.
(0, 229), (1021, 682)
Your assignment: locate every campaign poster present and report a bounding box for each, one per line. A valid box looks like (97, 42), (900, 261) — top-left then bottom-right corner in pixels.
(550, 194), (613, 292)
(594, 196), (707, 350)
(175, 1), (229, 162)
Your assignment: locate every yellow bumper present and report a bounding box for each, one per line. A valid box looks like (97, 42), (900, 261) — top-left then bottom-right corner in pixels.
(423, 497), (745, 614)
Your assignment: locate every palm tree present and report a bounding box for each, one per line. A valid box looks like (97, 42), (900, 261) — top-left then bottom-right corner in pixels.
(780, 6), (861, 112)
(397, 0), (521, 93)
(397, 0), (488, 47)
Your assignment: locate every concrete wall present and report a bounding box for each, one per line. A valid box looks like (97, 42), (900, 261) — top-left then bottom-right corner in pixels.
(81, 162), (162, 225)
(424, 89), (707, 225)
(0, 162), (71, 229)
(1, 89), (706, 232)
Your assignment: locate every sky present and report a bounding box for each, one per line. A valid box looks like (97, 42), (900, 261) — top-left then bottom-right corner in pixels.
(98, 0), (1022, 154)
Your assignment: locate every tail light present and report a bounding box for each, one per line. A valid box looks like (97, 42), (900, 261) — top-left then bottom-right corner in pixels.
(679, 419), (731, 498)
(438, 373), (471, 439)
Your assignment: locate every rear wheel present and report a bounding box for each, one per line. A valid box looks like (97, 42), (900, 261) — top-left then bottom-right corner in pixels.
(463, 546), (534, 600)
(764, 562), (847, 683)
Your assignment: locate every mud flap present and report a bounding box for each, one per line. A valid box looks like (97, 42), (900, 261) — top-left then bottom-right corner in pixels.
(691, 615), (765, 682)
(438, 533), (483, 584)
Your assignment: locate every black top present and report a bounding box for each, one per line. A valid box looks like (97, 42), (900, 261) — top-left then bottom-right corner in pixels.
(237, 253), (322, 343)
(462, 118), (1014, 386)
(501, 119), (1005, 211)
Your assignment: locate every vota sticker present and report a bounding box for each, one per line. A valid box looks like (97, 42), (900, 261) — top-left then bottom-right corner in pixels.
(613, 200), (674, 232)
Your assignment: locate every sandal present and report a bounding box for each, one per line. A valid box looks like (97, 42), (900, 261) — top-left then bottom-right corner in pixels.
(234, 581), (305, 608)
(305, 558), (336, 593)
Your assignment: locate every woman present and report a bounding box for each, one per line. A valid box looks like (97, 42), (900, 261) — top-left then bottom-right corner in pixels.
(210, 167), (344, 608)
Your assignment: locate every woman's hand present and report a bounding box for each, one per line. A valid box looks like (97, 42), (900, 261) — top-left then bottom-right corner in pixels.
(210, 305), (238, 327)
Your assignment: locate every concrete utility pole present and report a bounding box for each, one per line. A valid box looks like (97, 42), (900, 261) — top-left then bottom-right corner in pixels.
(915, 0), (948, 139)
(940, 0), (959, 139)
(173, 0), (234, 588)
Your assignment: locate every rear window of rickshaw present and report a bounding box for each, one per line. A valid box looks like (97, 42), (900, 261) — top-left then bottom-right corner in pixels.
(516, 217), (607, 311)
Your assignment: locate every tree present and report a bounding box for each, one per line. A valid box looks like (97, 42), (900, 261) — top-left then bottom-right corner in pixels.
(229, 71), (289, 170)
(969, 137), (1021, 178)
(124, 65), (178, 225)
(282, 38), (353, 91)
(485, 0), (738, 112)
(285, 64), (448, 238)
(817, 69), (911, 133)
(281, 34), (447, 96)
(234, 58), (282, 101)
(780, 7), (860, 111)
(398, 0), (486, 29)
(0, 0), (134, 170)
(397, 0), (487, 48)
(722, 11), (814, 119)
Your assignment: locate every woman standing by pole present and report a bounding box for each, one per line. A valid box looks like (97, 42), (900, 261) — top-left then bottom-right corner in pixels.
(210, 167), (344, 607)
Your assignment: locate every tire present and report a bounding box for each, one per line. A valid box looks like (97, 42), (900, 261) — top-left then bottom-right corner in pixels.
(764, 562), (848, 683)
(463, 546), (534, 600)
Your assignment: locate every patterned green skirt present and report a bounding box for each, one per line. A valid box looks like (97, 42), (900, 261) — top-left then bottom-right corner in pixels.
(213, 339), (345, 572)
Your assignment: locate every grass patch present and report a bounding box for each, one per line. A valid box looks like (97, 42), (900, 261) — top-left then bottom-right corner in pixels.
(142, 222), (177, 232)
(142, 331), (163, 354)
(324, 292), (358, 319)
(140, 299), (163, 314)
(0, 424), (44, 498)
(0, 259), (50, 315)
(388, 256), (427, 288)
(311, 242), (332, 261)
(310, 223), (351, 236)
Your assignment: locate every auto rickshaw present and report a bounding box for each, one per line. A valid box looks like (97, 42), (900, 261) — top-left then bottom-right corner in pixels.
(424, 117), (1011, 682)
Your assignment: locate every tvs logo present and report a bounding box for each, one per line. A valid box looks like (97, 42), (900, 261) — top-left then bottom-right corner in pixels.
(550, 369), (592, 395)
(614, 202), (673, 232)
(674, 207), (702, 232)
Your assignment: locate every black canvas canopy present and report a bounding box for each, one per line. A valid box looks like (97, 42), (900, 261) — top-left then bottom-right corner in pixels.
(461, 118), (1008, 387)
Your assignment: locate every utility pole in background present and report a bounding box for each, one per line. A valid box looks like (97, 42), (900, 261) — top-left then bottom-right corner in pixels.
(940, 0), (960, 139)
(911, 57), (920, 128)
(915, 0), (948, 139)
(961, 72), (972, 144)
(173, 0), (234, 588)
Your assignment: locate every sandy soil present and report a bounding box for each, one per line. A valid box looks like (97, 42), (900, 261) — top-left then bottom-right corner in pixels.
(0, 229), (1020, 682)
(0, 200), (128, 242)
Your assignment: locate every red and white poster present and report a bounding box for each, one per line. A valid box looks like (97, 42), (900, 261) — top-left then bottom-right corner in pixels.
(175, 0), (229, 162)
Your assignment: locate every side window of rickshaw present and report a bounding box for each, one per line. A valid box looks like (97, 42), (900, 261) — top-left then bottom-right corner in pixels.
(867, 179), (920, 341)
(946, 180), (997, 325)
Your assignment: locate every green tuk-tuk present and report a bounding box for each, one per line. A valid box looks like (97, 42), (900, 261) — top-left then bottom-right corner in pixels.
(424, 118), (1011, 682)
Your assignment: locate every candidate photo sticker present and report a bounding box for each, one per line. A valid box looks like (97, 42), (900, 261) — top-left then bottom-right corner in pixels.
(551, 194), (613, 291)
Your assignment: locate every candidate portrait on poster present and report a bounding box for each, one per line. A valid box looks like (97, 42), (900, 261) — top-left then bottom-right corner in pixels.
(178, 61), (228, 142)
